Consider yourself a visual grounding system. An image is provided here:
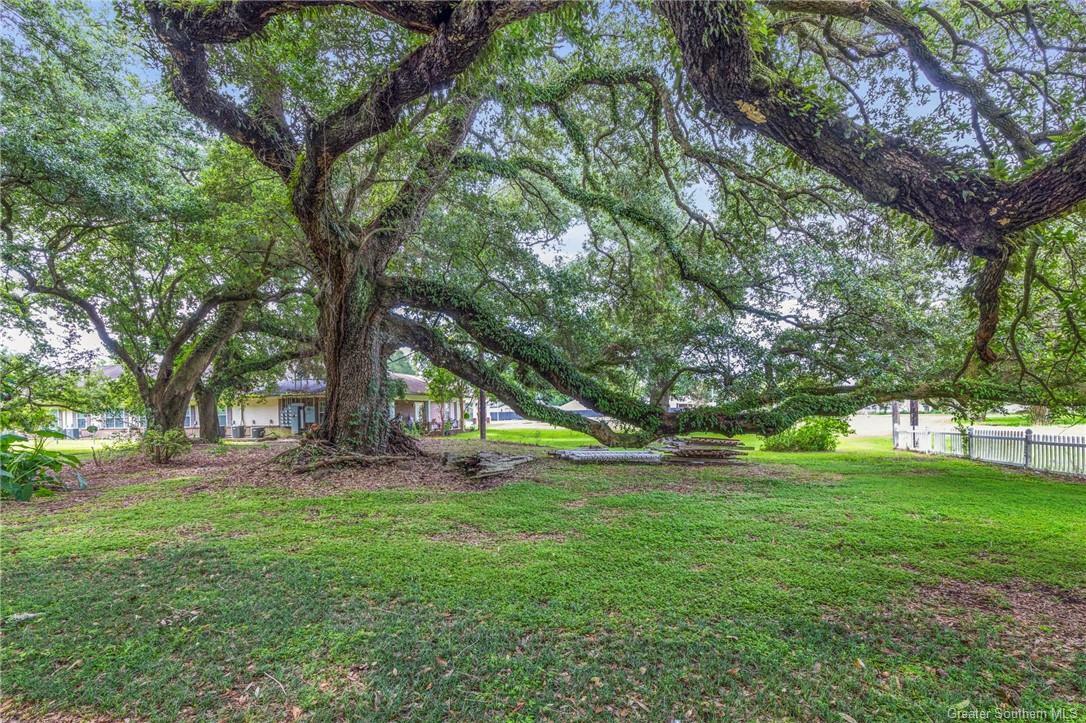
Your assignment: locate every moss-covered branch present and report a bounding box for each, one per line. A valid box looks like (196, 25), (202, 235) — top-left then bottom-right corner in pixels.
(383, 313), (645, 446)
(383, 275), (1083, 441)
(382, 277), (666, 435)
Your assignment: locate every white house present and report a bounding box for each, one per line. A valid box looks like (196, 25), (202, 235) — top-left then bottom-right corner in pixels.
(49, 368), (463, 439)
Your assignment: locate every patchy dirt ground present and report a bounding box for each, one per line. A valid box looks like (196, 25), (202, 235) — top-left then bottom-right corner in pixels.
(824, 577), (1086, 703)
(915, 578), (1086, 662)
(5, 439), (561, 517)
(3, 439), (856, 521)
(912, 579), (1086, 704)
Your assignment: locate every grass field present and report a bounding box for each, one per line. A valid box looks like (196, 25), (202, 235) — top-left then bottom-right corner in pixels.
(979, 414), (1033, 427)
(33, 437), (134, 456)
(2, 436), (1083, 721)
(453, 425), (601, 448)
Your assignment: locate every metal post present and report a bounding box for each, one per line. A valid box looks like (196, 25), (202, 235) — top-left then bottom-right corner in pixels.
(477, 347), (487, 441)
(891, 401), (900, 448)
(1024, 428), (1032, 468)
(909, 399), (919, 449)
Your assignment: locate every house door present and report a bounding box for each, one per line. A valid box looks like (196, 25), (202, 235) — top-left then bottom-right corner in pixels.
(289, 403), (306, 434)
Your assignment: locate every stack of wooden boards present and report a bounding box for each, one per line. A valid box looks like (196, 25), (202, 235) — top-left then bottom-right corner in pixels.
(549, 437), (751, 465)
(550, 449), (664, 464)
(655, 436), (751, 465)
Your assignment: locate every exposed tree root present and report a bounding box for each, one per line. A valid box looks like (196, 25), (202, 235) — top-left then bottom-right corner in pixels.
(272, 428), (421, 474)
(387, 424), (423, 457)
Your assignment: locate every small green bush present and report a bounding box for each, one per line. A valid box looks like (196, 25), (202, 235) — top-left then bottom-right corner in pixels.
(762, 417), (853, 452)
(1, 430), (81, 501)
(140, 428), (191, 463)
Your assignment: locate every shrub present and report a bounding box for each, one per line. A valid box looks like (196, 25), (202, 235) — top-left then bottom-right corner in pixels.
(140, 428), (191, 463)
(1, 430), (81, 501)
(762, 417), (853, 452)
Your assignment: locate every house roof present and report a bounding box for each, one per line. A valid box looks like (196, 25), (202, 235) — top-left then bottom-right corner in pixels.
(98, 364), (125, 380)
(275, 373), (428, 397)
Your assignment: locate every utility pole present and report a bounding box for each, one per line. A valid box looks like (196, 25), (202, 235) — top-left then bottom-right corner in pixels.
(909, 399), (920, 449)
(477, 347), (487, 441)
(891, 401), (900, 447)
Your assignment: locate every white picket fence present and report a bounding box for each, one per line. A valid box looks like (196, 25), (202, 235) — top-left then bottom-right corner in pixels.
(893, 425), (1086, 477)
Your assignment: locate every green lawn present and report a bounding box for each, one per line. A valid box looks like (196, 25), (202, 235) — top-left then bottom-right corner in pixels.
(34, 436), (122, 454)
(453, 425), (601, 448)
(979, 414), (1033, 427)
(2, 437), (1084, 721)
(29, 436), (140, 461)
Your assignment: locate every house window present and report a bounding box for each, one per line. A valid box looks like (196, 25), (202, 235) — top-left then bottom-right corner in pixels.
(217, 408), (228, 428)
(102, 411), (127, 429)
(317, 400), (326, 424)
(75, 413), (88, 429)
(183, 406), (198, 427)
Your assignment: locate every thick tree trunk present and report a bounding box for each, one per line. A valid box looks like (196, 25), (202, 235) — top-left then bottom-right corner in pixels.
(195, 385), (220, 442)
(147, 390), (190, 433)
(318, 273), (391, 453)
(650, 377), (672, 413)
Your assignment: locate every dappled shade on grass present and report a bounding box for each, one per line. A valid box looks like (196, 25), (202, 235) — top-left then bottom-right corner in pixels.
(2, 438), (1084, 720)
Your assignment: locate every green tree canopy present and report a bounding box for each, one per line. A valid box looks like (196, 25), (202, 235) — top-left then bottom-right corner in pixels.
(5, 0), (1084, 453)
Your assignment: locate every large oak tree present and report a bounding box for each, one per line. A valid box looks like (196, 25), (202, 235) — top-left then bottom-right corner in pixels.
(139, 0), (1086, 452)
(1, 1), (308, 439)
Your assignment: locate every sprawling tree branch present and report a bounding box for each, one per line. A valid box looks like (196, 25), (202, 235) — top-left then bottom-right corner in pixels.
(147, 3), (298, 179)
(455, 150), (819, 328)
(762, 0), (1039, 159)
(656, 0), (1086, 257)
(355, 93), (481, 278)
(384, 313), (636, 445)
(385, 275), (1082, 441)
(999, 136), (1086, 233)
(207, 346), (318, 395)
(157, 1), (457, 42)
(295, 1), (559, 224)
(148, 0), (558, 206)
(10, 270), (150, 401)
(383, 276), (665, 431)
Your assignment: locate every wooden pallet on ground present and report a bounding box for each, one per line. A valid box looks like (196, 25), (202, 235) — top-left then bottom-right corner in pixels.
(550, 449), (663, 464)
(681, 436), (742, 447)
(672, 447), (748, 460)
